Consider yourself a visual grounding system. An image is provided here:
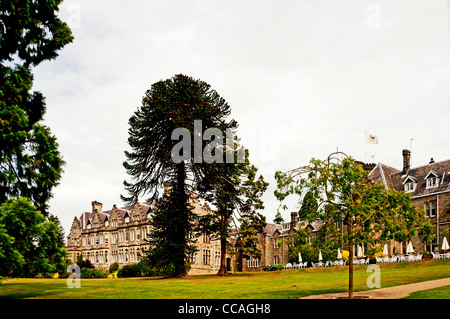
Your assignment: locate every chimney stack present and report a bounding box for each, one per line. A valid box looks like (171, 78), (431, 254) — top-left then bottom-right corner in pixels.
(92, 200), (103, 213)
(429, 157), (435, 164)
(290, 212), (298, 229)
(402, 149), (410, 175)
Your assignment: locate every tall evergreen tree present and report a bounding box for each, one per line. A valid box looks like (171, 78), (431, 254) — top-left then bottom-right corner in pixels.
(197, 148), (268, 275)
(122, 74), (237, 277)
(0, 0), (73, 214)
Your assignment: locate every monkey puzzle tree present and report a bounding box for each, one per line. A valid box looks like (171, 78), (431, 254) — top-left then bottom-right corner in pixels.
(122, 74), (237, 277)
(274, 152), (434, 298)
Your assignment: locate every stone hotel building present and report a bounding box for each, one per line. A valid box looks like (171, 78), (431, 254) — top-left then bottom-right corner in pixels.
(66, 150), (450, 274)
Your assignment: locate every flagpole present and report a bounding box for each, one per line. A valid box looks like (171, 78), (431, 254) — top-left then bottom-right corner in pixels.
(364, 130), (367, 163)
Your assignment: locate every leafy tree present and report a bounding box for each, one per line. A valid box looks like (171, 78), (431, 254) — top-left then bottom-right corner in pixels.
(298, 191), (317, 221)
(0, 0), (73, 67)
(273, 211), (284, 224)
(197, 148), (268, 275)
(122, 74), (237, 277)
(275, 151), (434, 298)
(0, 223), (24, 276)
(0, 197), (67, 277)
(0, 0), (73, 215)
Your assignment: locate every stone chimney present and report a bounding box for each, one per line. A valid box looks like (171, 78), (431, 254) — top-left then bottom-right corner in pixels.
(402, 149), (410, 175)
(429, 157), (435, 164)
(290, 212), (298, 229)
(92, 200), (103, 213)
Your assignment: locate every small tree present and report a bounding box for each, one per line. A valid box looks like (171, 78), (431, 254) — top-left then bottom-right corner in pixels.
(196, 147), (268, 276)
(273, 211), (284, 224)
(275, 152), (434, 298)
(0, 197), (67, 277)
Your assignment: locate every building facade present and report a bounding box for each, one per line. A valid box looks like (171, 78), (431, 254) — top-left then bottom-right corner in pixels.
(66, 194), (237, 275)
(66, 150), (450, 274)
(368, 150), (450, 254)
(66, 198), (308, 274)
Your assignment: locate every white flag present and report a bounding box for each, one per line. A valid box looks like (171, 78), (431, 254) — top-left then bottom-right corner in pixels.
(365, 132), (378, 144)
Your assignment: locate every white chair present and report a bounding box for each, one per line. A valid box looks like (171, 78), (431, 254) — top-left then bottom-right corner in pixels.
(285, 263), (292, 269)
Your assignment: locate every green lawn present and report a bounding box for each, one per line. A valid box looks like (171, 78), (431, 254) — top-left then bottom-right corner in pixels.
(1, 259), (449, 299)
(403, 285), (450, 299)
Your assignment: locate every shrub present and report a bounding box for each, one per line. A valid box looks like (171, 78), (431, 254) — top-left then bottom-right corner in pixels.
(367, 246), (383, 258)
(81, 268), (108, 278)
(109, 262), (119, 274)
(341, 250), (349, 261)
(116, 261), (160, 278)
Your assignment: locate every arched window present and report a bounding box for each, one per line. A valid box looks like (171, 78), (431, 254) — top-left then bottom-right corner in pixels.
(425, 202), (430, 217)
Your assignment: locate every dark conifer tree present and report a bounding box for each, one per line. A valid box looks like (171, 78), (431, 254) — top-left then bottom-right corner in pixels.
(122, 74), (237, 277)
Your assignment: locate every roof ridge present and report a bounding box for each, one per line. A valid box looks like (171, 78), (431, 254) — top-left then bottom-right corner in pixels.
(391, 158), (450, 174)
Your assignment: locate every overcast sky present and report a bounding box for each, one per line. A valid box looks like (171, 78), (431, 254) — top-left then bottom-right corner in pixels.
(32, 0), (450, 236)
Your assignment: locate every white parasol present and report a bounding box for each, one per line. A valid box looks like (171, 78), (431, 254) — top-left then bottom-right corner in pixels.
(318, 250), (323, 261)
(406, 241), (414, 254)
(442, 237), (449, 251)
(298, 252), (302, 263)
(383, 244), (388, 256)
(337, 248), (342, 260)
(357, 245), (363, 258)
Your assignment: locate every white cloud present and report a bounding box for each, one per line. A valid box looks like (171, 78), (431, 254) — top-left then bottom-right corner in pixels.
(29, 0), (450, 234)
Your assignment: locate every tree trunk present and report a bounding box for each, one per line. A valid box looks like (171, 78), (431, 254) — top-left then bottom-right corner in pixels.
(217, 214), (229, 276)
(217, 235), (228, 276)
(174, 162), (189, 277)
(348, 236), (354, 299)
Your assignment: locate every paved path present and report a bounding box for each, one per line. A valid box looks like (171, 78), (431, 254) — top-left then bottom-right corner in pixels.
(301, 277), (450, 299)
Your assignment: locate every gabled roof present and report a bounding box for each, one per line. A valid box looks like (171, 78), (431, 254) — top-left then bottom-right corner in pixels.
(402, 176), (417, 184)
(369, 163), (401, 190)
(369, 158), (450, 198)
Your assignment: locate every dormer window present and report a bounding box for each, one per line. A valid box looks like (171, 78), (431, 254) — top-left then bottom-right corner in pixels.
(425, 172), (438, 189)
(124, 212), (130, 223)
(403, 177), (417, 193)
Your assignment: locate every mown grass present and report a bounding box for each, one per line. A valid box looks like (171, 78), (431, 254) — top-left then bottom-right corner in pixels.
(403, 285), (450, 299)
(0, 259), (449, 299)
